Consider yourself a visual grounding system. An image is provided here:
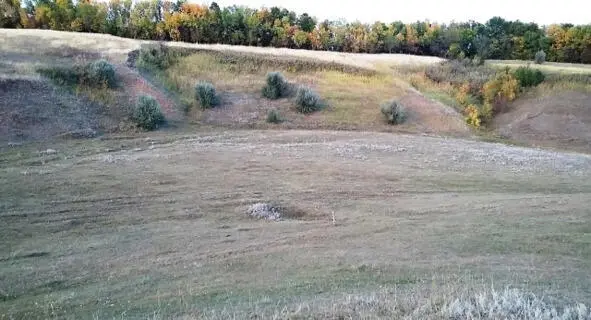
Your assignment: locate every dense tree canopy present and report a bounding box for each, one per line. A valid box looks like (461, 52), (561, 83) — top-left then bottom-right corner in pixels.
(5, 0), (591, 63)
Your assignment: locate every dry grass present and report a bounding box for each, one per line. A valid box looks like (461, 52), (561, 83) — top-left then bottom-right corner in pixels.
(487, 60), (591, 75)
(154, 50), (463, 133)
(1, 130), (590, 318)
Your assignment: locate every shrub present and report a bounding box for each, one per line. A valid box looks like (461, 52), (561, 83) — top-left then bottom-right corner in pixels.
(534, 50), (546, 64)
(195, 81), (219, 109)
(137, 43), (178, 70)
(266, 109), (283, 123)
(262, 72), (289, 99)
(133, 95), (165, 130)
(464, 104), (481, 127)
(83, 59), (117, 88)
(295, 86), (321, 113)
(37, 66), (80, 86)
(37, 60), (117, 88)
(380, 100), (407, 125)
(513, 66), (545, 87)
(482, 71), (519, 116)
(426, 60), (496, 96)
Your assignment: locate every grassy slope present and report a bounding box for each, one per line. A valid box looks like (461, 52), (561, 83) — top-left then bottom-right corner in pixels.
(1, 130), (591, 319)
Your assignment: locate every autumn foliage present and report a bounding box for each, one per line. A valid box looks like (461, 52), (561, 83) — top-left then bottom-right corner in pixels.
(4, 0), (591, 63)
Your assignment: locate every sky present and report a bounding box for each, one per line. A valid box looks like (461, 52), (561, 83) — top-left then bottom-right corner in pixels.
(212, 0), (591, 25)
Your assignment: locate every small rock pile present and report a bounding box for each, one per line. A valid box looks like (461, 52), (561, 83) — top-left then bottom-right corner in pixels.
(247, 203), (283, 221)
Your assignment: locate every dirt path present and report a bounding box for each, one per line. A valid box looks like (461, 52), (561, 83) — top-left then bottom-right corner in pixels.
(115, 65), (182, 122)
(399, 89), (470, 137)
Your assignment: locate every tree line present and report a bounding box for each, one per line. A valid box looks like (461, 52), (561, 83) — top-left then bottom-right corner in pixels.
(2, 0), (591, 63)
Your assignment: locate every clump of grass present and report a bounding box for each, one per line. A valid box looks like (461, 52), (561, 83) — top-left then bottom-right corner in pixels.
(514, 66), (545, 87)
(266, 109), (284, 123)
(262, 72), (289, 99)
(133, 95), (165, 130)
(195, 81), (219, 109)
(295, 86), (321, 113)
(445, 288), (591, 320)
(380, 100), (407, 124)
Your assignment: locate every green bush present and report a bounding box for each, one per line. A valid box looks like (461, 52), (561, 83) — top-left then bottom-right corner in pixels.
(137, 43), (178, 70)
(37, 60), (117, 88)
(534, 50), (546, 64)
(195, 81), (219, 109)
(37, 66), (80, 86)
(513, 67), (545, 87)
(266, 109), (283, 123)
(83, 59), (117, 88)
(133, 95), (165, 130)
(294, 86), (321, 113)
(262, 72), (289, 99)
(380, 100), (407, 125)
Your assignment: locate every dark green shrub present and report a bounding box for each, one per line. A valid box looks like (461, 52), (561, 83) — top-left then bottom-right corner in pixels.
(38, 59), (117, 88)
(37, 66), (80, 86)
(195, 81), (219, 109)
(133, 95), (165, 130)
(266, 109), (283, 123)
(380, 100), (407, 124)
(534, 50), (546, 64)
(294, 86), (321, 113)
(513, 67), (545, 87)
(83, 59), (117, 88)
(137, 43), (178, 70)
(262, 72), (289, 99)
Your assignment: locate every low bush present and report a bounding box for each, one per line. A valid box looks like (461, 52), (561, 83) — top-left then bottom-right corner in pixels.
(380, 100), (407, 125)
(38, 59), (117, 88)
(534, 50), (546, 64)
(37, 66), (80, 86)
(133, 95), (165, 130)
(482, 71), (519, 117)
(426, 60), (496, 96)
(266, 109), (283, 123)
(137, 43), (178, 70)
(262, 72), (289, 99)
(513, 66), (545, 87)
(83, 59), (117, 88)
(294, 86), (321, 113)
(195, 81), (219, 109)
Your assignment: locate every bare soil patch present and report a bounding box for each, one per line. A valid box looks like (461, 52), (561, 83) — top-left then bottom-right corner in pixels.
(494, 90), (591, 153)
(0, 77), (117, 143)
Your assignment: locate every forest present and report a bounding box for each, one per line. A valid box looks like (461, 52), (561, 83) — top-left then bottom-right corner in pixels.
(1, 0), (591, 63)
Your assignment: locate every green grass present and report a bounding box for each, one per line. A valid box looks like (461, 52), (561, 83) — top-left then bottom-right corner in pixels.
(487, 60), (591, 75)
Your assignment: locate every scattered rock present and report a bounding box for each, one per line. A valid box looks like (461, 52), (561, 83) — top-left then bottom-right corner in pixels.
(40, 148), (57, 155)
(247, 203), (283, 221)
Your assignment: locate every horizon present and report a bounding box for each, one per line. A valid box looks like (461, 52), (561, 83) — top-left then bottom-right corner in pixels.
(211, 0), (591, 26)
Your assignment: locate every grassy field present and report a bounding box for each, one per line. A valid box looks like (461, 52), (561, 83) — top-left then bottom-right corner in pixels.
(2, 29), (591, 319)
(1, 130), (591, 319)
(487, 59), (591, 75)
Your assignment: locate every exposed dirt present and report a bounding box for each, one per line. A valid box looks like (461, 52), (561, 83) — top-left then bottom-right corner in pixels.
(494, 90), (591, 153)
(0, 77), (117, 143)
